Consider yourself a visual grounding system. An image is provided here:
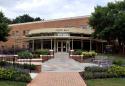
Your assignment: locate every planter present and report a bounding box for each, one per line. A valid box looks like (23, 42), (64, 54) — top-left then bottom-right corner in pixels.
(35, 65), (42, 73)
(40, 55), (53, 62)
(70, 55), (83, 62)
(70, 55), (94, 63)
(0, 55), (18, 61)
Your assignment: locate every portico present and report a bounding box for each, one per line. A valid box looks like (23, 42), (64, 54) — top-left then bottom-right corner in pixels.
(26, 28), (106, 52)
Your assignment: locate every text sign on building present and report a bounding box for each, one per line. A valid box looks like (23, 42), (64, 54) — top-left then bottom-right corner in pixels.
(56, 29), (69, 32)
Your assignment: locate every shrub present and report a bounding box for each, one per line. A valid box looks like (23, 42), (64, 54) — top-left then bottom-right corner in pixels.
(35, 49), (49, 55)
(81, 51), (97, 58)
(108, 65), (125, 77)
(14, 72), (31, 82)
(85, 66), (108, 72)
(0, 61), (6, 66)
(113, 60), (124, 66)
(17, 51), (33, 59)
(0, 67), (31, 82)
(74, 49), (83, 55)
(83, 66), (125, 80)
(84, 72), (93, 79)
(23, 64), (36, 70)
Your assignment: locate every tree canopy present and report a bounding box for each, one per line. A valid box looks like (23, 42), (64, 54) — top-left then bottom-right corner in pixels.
(12, 14), (42, 24)
(89, 0), (125, 45)
(0, 11), (10, 42)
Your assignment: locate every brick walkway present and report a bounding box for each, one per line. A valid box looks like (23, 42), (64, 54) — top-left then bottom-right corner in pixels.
(27, 72), (86, 86)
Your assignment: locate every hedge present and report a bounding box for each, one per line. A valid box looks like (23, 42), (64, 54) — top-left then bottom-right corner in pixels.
(0, 67), (31, 82)
(83, 66), (125, 80)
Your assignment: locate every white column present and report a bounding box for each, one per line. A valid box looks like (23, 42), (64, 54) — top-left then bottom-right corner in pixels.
(69, 40), (70, 51)
(32, 40), (34, 52)
(51, 39), (52, 49)
(41, 39), (43, 49)
(90, 39), (92, 51)
(54, 39), (56, 52)
(81, 40), (83, 49)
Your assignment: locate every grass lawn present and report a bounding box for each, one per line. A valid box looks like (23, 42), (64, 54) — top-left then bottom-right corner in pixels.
(0, 80), (27, 86)
(86, 78), (125, 86)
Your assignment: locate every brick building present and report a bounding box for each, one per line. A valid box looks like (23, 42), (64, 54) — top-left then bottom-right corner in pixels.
(0, 16), (105, 54)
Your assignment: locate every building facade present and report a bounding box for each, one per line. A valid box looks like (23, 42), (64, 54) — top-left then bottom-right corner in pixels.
(0, 16), (105, 54)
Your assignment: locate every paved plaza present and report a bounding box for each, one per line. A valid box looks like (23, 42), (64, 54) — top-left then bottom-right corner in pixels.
(28, 52), (98, 86)
(42, 52), (98, 72)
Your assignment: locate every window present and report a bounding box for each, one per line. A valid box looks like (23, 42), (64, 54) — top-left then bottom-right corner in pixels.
(23, 30), (29, 35)
(57, 33), (69, 36)
(11, 31), (15, 36)
(23, 30), (26, 35)
(16, 31), (20, 36)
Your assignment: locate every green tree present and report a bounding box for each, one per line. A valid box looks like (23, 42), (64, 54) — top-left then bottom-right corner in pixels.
(0, 11), (10, 41)
(34, 17), (41, 21)
(89, 0), (125, 53)
(12, 14), (34, 23)
(12, 14), (42, 23)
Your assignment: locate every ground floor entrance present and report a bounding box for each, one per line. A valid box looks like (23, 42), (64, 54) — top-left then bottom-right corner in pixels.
(28, 38), (106, 53)
(57, 41), (68, 52)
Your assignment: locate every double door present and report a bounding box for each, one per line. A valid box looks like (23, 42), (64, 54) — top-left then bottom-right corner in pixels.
(57, 41), (67, 52)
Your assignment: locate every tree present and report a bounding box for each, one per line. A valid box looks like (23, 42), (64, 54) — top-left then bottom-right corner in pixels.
(89, 0), (125, 53)
(12, 14), (34, 23)
(0, 11), (10, 42)
(34, 17), (41, 21)
(12, 14), (42, 23)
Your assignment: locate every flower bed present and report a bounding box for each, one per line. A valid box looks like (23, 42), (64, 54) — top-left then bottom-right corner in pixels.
(0, 67), (31, 82)
(0, 61), (41, 73)
(34, 49), (54, 62)
(40, 55), (53, 62)
(81, 66), (125, 80)
(70, 51), (97, 63)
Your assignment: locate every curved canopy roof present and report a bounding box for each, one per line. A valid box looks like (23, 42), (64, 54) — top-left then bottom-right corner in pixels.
(28, 28), (94, 35)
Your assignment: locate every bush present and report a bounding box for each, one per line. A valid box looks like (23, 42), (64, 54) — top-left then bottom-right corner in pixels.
(23, 64), (36, 70)
(84, 72), (94, 79)
(35, 49), (49, 55)
(108, 65), (125, 77)
(14, 72), (31, 82)
(85, 66), (108, 72)
(74, 49), (83, 55)
(0, 67), (31, 82)
(17, 51), (33, 59)
(113, 60), (124, 66)
(81, 51), (97, 58)
(83, 66), (125, 80)
(0, 61), (7, 66)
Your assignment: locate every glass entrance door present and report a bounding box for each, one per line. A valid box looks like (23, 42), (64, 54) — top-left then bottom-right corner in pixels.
(62, 41), (66, 52)
(57, 41), (67, 52)
(57, 41), (61, 52)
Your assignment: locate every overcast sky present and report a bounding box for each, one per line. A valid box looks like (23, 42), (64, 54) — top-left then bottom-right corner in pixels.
(0, 0), (123, 20)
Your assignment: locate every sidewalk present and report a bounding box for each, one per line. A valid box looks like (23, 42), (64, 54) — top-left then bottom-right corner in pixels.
(27, 72), (86, 86)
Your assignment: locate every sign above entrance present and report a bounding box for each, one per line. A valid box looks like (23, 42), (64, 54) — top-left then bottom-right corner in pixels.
(28, 28), (94, 35)
(56, 29), (69, 32)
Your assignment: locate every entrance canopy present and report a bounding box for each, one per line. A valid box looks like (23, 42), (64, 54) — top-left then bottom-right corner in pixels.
(28, 28), (94, 36)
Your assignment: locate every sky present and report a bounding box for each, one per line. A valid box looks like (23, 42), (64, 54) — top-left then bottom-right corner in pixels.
(0, 0), (124, 20)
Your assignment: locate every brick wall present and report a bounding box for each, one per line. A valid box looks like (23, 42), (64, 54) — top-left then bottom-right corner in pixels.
(0, 16), (89, 51)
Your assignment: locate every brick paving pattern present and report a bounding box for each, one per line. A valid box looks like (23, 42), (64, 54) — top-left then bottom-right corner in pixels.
(27, 72), (86, 86)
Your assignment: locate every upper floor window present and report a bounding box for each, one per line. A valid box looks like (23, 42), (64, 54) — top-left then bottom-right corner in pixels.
(11, 31), (15, 36)
(23, 30), (29, 35)
(16, 31), (20, 36)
